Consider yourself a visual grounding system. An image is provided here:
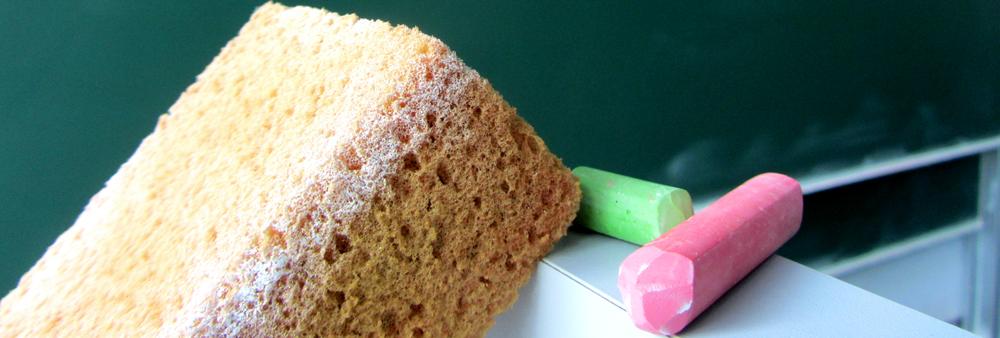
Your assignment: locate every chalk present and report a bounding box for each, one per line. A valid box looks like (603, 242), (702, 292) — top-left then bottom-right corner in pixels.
(573, 166), (693, 245)
(617, 173), (803, 335)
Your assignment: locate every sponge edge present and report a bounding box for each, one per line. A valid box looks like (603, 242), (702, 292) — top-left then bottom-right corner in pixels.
(618, 173), (802, 335)
(0, 3), (580, 337)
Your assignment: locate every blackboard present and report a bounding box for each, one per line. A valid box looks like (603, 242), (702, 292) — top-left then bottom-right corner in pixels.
(2, 1), (998, 291)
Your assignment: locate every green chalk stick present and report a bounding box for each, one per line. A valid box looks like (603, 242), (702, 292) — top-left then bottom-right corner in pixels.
(572, 166), (694, 245)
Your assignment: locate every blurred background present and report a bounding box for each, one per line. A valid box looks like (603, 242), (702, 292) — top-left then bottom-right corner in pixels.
(1, 0), (998, 333)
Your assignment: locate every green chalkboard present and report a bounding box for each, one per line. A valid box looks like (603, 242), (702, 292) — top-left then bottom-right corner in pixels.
(2, 1), (998, 292)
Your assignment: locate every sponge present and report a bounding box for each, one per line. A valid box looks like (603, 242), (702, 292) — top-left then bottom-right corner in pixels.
(0, 3), (580, 337)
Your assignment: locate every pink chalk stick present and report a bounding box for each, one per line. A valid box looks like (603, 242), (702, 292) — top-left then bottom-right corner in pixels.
(617, 173), (803, 335)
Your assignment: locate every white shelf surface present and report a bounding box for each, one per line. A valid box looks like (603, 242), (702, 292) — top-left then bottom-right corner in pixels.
(488, 231), (975, 337)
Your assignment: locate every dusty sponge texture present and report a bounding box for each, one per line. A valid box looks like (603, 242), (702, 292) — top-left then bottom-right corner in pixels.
(0, 3), (580, 337)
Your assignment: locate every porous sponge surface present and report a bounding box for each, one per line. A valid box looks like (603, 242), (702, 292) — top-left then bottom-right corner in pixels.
(0, 3), (580, 337)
